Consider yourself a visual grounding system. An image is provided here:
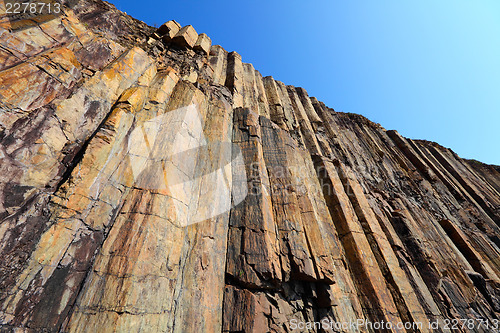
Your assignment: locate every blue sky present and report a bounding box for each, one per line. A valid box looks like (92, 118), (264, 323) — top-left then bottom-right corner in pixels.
(111, 0), (500, 165)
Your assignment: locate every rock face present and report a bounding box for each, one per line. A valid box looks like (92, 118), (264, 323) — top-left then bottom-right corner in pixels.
(1, 1), (500, 332)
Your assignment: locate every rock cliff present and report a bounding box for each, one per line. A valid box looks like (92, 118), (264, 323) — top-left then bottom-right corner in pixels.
(1, 1), (500, 332)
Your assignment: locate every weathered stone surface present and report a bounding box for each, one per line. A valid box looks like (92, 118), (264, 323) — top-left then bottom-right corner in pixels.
(254, 70), (271, 118)
(240, 63), (259, 113)
(157, 20), (181, 42)
(262, 76), (287, 129)
(193, 33), (212, 54)
(171, 25), (198, 48)
(208, 45), (228, 86)
(225, 51), (244, 108)
(287, 86), (322, 155)
(295, 87), (322, 125)
(1, 1), (500, 332)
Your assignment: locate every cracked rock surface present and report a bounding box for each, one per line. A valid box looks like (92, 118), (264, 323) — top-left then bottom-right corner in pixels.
(1, 1), (500, 332)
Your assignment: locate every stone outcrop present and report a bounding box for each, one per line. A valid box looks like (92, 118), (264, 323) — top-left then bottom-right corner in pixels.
(157, 20), (181, 43)
(194, 33), (212, 55)
(0, 1), (499, 332)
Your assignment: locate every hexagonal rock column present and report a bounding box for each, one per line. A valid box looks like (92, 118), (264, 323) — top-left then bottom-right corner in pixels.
(172, 25), (198, 48)
(194, 33), (212, 54)
(158, 20), (181, 43)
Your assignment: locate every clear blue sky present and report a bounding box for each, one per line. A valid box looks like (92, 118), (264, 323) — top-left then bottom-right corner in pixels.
(111, 0), (500, 165)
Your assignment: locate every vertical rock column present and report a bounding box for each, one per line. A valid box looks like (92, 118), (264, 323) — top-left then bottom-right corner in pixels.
(259, 116), (366, 327)
(313, 155), (404, 329)
(335, 162), (431, 330)
(225, 52), (244, 108)
(261, 77), (303, 147)
(65, 80), (233, 332)
(254, 70), (271, 118)
(0, 50), (156, 331)
(240, 63), (271, 118)
(287, 86), (322, 156)
(259, 117), (322, 283)
(295, 87), (322, 129)
(157, 20), (181, 43)
(166, 83), (235, 333)
(226, 108), (282, 289)
(208, 45), (228, 86)
(193, 33), (212, 54)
